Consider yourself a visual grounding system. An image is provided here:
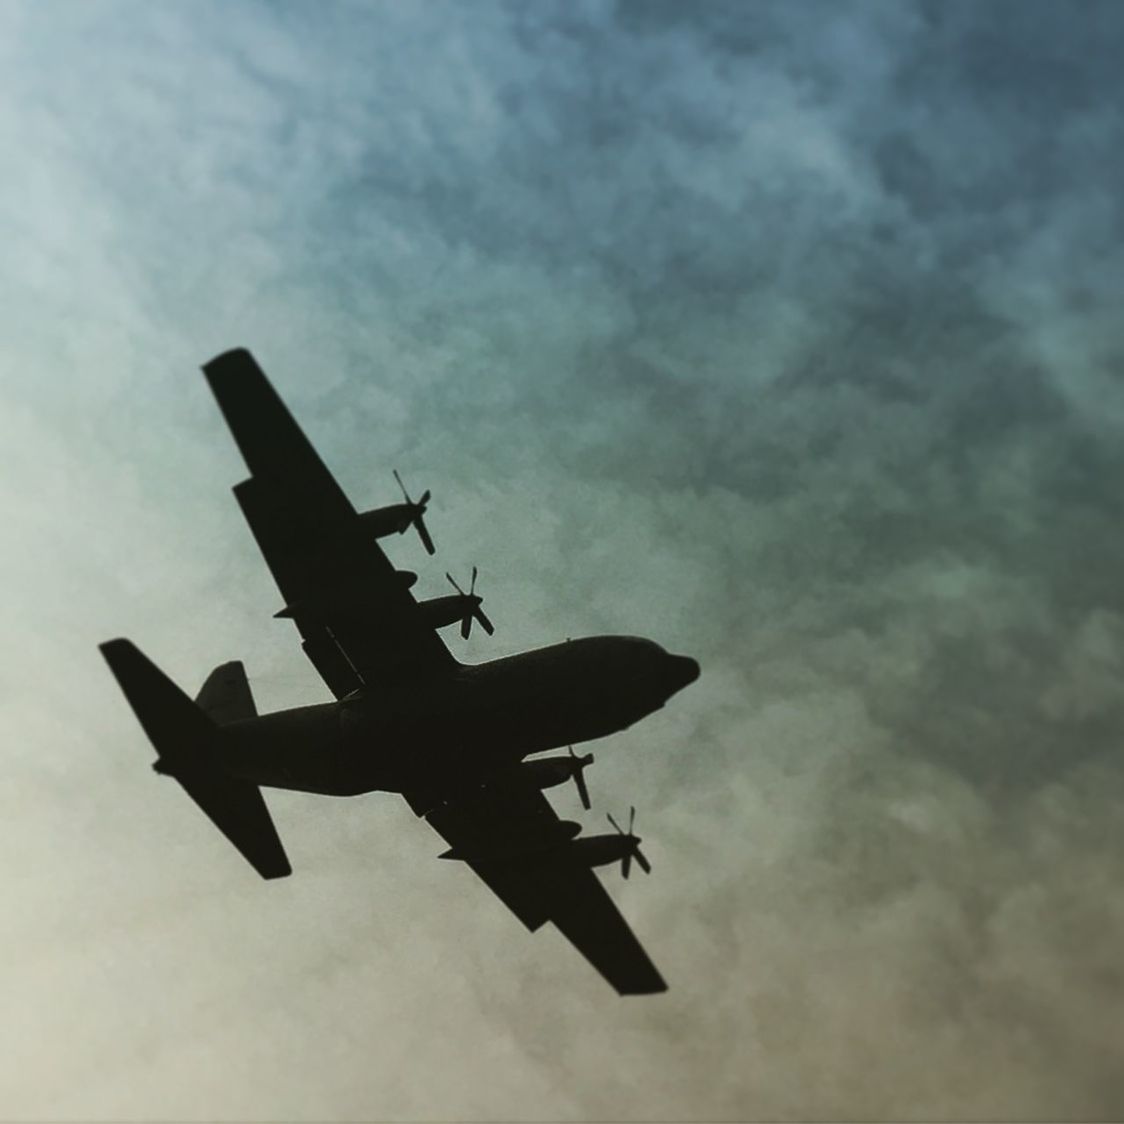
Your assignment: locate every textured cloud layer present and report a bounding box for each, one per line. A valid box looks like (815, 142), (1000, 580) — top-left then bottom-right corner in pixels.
(3, 1), (1123, 1119)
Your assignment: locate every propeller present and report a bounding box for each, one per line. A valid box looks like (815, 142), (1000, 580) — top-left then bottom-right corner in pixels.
(607, 805), (651, 879)
(393, 469), (435, 555)
(567, 745), (594, 810)
(446, 566), (495, 639)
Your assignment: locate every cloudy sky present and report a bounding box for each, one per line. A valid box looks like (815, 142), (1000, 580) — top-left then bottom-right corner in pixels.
(3, 0), (1124, 1119)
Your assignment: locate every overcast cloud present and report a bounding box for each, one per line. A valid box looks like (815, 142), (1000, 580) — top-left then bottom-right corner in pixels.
(2, 1), (1124, 1119)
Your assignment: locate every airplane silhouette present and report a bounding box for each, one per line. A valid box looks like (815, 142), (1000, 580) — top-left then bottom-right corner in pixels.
(100, 348), (700, 995)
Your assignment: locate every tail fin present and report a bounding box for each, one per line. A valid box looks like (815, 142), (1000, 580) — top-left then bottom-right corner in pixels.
(100, 640), (291, 880)
(196, 660), (257, 723)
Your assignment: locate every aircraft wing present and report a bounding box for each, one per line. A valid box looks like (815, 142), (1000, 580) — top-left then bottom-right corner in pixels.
(424, 782), (667, 995)
(203, 348), (456, 693)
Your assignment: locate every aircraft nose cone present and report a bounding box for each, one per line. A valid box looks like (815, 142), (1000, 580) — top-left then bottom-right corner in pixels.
(669, 654), (700, 690)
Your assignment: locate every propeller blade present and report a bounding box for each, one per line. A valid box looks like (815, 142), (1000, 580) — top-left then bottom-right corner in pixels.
(607, 812), (623, 835)
(393, 469), (411, 504)
(474, 607), (495, 636)
(418, 489), (431, 508)
(634, 848), (651, 875)
(460, 612), (472, 641)
(445, 571), (465, 596)
(628, 805), (636, 834)
(470, 565), (478, 595)
(622, 851), (632, 880)
(414, 512), (436, 555)
(573, 766), (591, 811)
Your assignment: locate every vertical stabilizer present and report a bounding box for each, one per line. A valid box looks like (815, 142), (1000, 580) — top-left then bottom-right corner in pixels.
(196, 660), (257, 724)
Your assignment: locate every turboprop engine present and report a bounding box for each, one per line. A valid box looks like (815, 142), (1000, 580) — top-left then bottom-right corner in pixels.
(357, 469), (435, 554)
(570, 807), (651, 879)
(519, 746), (594, 809)
(417, 567), (495, 639)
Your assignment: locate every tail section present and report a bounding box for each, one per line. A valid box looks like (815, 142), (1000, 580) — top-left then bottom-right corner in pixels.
(100, 640), (291, 880)
(196, 660), (257, 723)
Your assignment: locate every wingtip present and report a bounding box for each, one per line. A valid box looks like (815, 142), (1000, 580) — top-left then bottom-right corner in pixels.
(99, 637), (136, 662)
(621, 979), (669, 996)
(201, 347), (255, 378)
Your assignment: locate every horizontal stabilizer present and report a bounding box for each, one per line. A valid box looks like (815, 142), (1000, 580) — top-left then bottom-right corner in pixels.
(100, 639), (291, 880)
(100, 639), (215, 767)
(169, 765), (292, 880)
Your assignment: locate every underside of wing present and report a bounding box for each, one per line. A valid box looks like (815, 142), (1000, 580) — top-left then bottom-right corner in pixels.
(421, 780), (667, 994)
(204, 349), (456, 690)
(425, 784), (560, 931)
(203, 348), (353, 521)
(548, 868), (667, 995)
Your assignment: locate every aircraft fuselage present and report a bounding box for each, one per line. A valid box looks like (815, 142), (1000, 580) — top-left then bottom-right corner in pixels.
(220, 635), (698, 797)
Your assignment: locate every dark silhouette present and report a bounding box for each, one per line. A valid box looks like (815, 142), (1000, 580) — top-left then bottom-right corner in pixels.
(357, 469), (436, 554)
(100, 348), (699, 995)
(423, 566), (495, 638)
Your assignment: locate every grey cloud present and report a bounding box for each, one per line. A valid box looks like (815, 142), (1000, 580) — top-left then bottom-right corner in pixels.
(3, 0), (1124, 1119)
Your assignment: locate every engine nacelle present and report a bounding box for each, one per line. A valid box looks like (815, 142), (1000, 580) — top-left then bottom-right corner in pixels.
(520, 756), (579, 791)
(439, 819), (581, 862)
(357, 503), (414, 538)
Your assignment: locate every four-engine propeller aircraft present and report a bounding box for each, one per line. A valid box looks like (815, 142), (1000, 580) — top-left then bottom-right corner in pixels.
(100, 348), (699, 995)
